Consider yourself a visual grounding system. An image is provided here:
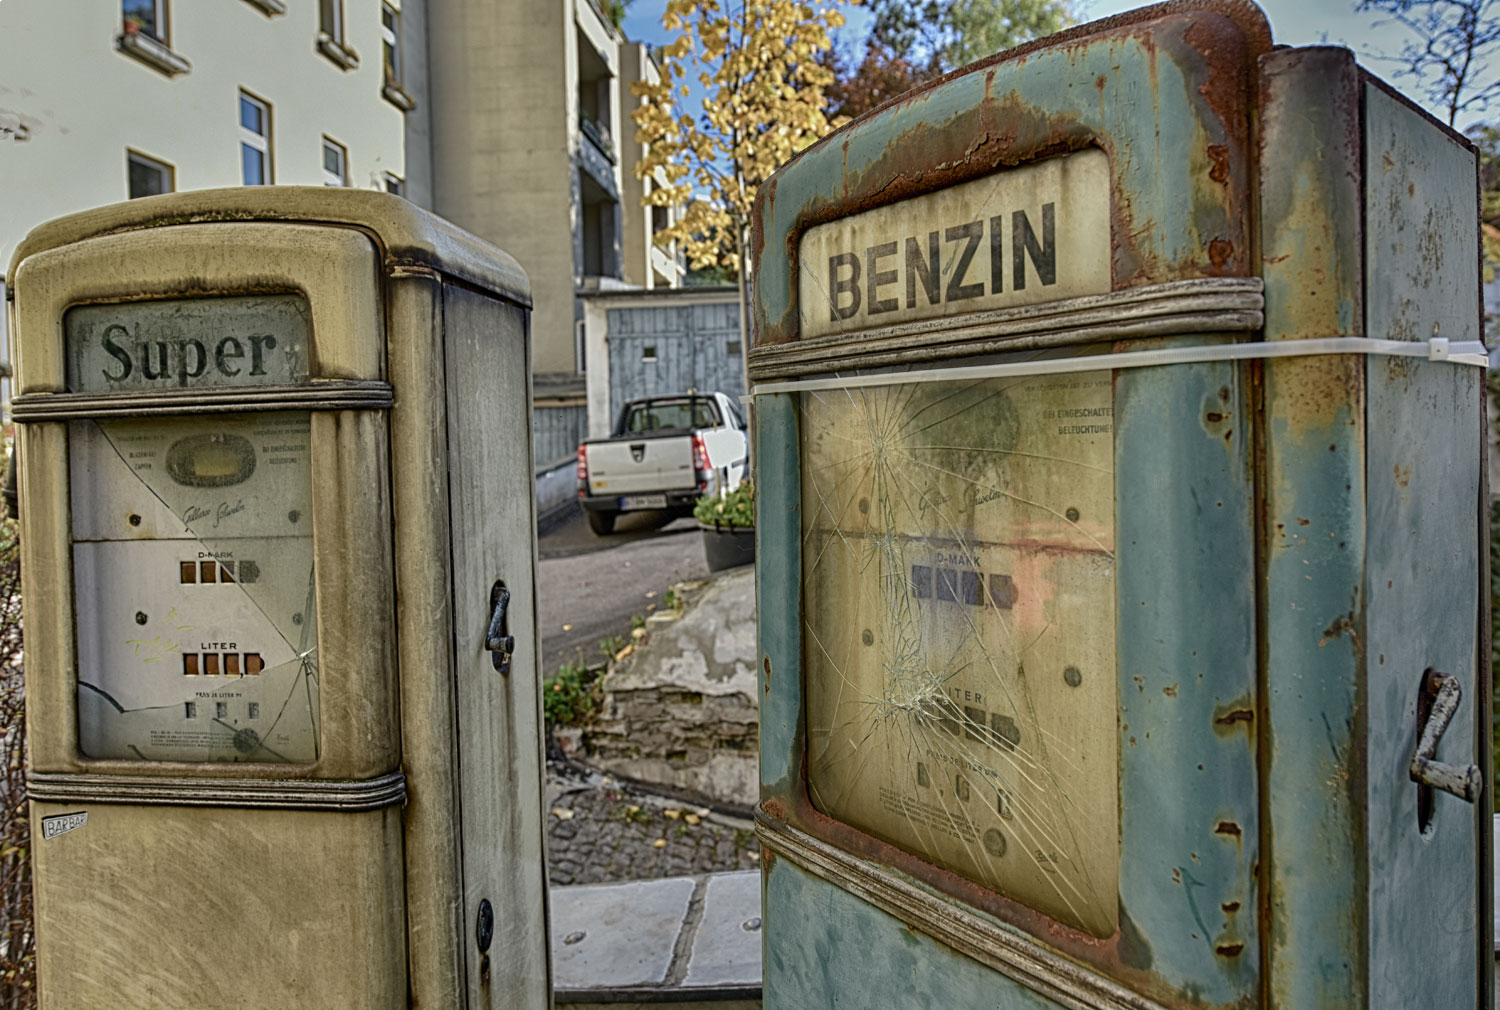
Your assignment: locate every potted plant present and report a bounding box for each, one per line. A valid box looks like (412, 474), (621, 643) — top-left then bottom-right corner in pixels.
(695, 480), (754, 572)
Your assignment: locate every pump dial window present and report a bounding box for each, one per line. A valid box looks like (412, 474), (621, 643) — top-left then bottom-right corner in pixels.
(69, 411), (319, 764)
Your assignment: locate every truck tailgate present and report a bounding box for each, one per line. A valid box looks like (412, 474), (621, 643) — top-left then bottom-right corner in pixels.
(583, 436), (696, 497)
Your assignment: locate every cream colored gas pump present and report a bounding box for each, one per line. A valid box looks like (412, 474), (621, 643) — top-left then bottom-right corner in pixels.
(5, 189), (549, 1009)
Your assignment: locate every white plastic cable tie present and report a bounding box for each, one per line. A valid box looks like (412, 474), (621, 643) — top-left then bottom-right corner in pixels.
(749, 336), (1489, 398)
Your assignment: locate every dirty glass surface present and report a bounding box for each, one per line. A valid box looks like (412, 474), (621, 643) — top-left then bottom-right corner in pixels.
(70, 411), (319, 763)
(801, 369), (1118, 937)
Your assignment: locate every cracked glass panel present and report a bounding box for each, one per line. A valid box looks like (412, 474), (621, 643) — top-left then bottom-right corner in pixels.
(801, 369), (1118, 937)
(70, 411), (319, 763)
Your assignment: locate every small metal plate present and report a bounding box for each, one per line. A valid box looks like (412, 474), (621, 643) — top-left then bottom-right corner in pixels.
(797, 151), (1111, 341)
(800, 369), (1118, 937)
(621, 494), (668, 510)
(65, 294), (311, 393)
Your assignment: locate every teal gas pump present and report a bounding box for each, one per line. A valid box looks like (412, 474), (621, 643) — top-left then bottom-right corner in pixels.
(748, 3), (1493, 1007)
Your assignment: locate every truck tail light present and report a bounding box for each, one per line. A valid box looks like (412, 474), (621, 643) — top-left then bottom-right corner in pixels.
(692, 434), (711, 489)
(576, 445), (589, 495)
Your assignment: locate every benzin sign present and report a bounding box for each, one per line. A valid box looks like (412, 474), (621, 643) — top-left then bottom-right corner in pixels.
(797, 149), (1111, 340)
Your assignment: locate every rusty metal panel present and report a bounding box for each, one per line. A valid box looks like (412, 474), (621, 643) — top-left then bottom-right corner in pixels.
(1360, 79), (1487, 1010)
(1113, 340), (1259, 1005)
(1256, 45), (1369, 1010)
(764, 855), (1070, 1010)
(751, 3), (1270, 350)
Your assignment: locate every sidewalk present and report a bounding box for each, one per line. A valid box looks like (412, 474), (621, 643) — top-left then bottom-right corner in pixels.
(546, 762), (760, 887)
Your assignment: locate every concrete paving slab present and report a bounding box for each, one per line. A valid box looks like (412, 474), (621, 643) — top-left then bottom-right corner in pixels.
(684, 871), (762, 988)
(551, 877), (696, 989)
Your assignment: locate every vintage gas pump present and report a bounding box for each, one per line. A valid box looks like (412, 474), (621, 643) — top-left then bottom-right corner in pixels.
(5, 190), (549, 1008)
(749, 2), (1493, 1008)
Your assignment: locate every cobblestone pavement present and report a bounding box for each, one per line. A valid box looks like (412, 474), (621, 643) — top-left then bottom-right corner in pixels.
(545, 763), (761, 886)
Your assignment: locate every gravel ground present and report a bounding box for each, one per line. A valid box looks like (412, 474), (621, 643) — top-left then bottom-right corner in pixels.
(545, 763), (761, 886)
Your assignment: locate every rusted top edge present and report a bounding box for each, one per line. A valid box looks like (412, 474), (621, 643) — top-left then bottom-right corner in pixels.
(7, 187), (533, 307)
(784, 0), (1272, 174)
(1359, 66), (1477, 152)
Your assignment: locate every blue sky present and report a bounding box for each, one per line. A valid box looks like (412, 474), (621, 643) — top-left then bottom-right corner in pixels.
(622, 0), (1478, 129)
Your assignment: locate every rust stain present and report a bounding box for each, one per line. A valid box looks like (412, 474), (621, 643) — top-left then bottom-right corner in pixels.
(761, 798), (787, 821)
(1213, 706), (1254, 733)
(1215, 942), (1246, 958)
(1214, 821), (1242, 837)
(1206, 144), (1231, 183)
(1392, 462), (1411, 488)
(1317, 612), (1360, 650)
(1162, 684), (1179, 697)
(1207, 238), (1234, 269)
(1221, 900), (1241, 913)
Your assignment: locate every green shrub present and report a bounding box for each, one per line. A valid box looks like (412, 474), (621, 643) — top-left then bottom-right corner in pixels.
(543, 663), (598, 726)
(694, 480), (755, 529)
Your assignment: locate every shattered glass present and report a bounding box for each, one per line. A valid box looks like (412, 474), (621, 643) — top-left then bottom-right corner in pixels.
(801, 368), (1118, 937)
(70, 411), (319, 763)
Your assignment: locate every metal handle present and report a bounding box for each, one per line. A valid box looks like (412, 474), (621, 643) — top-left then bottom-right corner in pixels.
(486, 582), (514, 675)
(1409, 669), (1482, 803)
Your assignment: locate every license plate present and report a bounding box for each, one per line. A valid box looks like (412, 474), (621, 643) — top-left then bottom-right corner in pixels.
(620, 494), (667, 510)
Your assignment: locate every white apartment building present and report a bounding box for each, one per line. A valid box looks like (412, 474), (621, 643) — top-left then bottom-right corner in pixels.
(2, 0), (677, 471)
(0, 0), (414, 382)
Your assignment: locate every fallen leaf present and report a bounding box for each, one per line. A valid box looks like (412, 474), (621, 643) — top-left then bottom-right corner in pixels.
(626, 804), (641, 814)
(684, 814), (701, 825)
(562, 624), (572, 631)
(645, 590), (656, 598)
(653, 838), (667, 848)
(663, 809), (681, 820)
(551, 808), (574, 820)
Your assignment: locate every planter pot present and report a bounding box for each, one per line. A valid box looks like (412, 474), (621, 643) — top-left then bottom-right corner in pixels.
(699, 522), (755, 572)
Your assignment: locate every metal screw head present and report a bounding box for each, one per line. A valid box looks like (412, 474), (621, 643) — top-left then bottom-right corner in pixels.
(1064, 507), (1080, 522)
(564, 930), (587, 945)
(1063, 666), (1082, 688)
(135, 611), (148, 625)
(742, 917), (762, 932)
(128, 513), (142, 526)
(476, 898), (494, 953)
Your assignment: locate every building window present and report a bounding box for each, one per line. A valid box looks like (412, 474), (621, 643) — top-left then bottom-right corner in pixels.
(383, 173), (404, 196)
(127, 150), (174, 199)
(118, 0), (191, 76)
(379, 3), (415, 110)
(322, 137), (349, 187)
(122, 0), (165, 42)
(317, 0), (359, 69)
(382, 5), (400, 85)
(239, 91), (272, 186)
(320, 0), (344, 44)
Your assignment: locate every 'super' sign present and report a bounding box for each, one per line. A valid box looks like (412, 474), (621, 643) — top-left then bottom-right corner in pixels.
(797, 149), (1111, 339)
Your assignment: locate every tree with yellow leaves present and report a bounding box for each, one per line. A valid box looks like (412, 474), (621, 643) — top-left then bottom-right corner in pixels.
(631, 0), (849, 359)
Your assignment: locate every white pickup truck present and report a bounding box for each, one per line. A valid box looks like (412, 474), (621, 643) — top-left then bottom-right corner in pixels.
(576, 391), (749, 535)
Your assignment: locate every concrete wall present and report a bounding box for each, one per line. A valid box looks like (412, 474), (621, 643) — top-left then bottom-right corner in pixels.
(425, 0), (636, 378)
(425, 0), (573, 373)
(0, 0), (407, 268)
